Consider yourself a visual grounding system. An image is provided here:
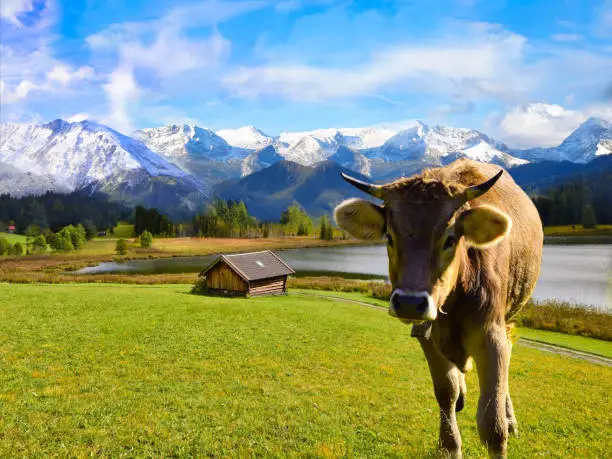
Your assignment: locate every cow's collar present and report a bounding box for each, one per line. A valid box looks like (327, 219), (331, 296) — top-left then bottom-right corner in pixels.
(411, 321), (433, 339)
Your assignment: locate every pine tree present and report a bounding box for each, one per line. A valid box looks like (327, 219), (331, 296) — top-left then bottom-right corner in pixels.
(116, 238), (128, 255)
(326, 220), (334, 240)
(0, 237), (10, 256)
(581, 204), (597, 229)
(32, 235), (47, 253)
(319, 216), (328, 240)
(140, 230), (153, 248)
(12, 243), (24, 256)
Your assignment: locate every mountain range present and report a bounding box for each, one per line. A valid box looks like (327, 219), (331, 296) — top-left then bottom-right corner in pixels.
(1, 117), (611, 218)
(0, 120), (208, 218)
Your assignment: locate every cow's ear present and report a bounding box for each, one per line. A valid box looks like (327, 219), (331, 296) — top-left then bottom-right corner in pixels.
(455, 205), (512, 248)
(334, 198), (385, 240)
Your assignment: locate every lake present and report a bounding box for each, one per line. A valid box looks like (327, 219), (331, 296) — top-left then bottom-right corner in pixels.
(76, 244), (612, 310)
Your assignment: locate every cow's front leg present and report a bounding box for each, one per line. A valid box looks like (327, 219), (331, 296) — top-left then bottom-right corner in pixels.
(472, 325), (509, 458)
(505, 339), (518, 437)
(419, 337), (464, 458)
(506, 393), (518, 437)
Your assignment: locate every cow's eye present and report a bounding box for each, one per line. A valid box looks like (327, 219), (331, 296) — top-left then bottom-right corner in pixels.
(443, 234), (457, 250)
(386, 233), (394, 247)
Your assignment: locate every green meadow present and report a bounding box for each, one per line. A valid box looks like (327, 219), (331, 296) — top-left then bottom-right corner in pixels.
(0, 232), (27, 244)
(0, 283), (609, 457)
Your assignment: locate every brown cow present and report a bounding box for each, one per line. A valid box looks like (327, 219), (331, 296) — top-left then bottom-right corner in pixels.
(334, 159), (543, 458)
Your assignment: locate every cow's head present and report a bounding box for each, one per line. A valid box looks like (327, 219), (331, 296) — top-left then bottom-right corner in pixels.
(334, 168), (511, 323)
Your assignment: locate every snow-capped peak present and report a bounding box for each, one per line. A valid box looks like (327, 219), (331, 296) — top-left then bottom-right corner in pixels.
(0, 119), (208, 213)
(216, 125), (274, 151)
(512, 117), (612, 163)
(135, 123), (231, 159)
(378, 122), (525, 167)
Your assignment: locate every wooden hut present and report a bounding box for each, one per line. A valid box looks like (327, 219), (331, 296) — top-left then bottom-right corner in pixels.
(196, 250), (295, 297)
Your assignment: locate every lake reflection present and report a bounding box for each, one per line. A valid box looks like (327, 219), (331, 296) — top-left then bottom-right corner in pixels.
(76, 244), (611, 309)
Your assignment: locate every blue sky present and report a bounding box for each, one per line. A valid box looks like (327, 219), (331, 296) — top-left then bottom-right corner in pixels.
(1, 0), (611, 147)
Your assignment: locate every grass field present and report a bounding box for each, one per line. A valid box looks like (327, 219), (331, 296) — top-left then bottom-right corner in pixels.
(517, 328), (612, 359)
(110, 223), (135, 238)
(0, 283), (609, 457)
(0, 232), (27, 244)
(293, 289), (612, 353)
(543, 224), (612, 237)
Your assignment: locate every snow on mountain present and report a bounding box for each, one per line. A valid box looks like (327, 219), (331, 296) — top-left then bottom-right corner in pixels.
(216, 126), (274, 152)
(213, 123), (525, 169)
(276, 127), (395, 165)
(281, 135), (332, 165)
(135, 124), (232, 160)
(241, 145), (284, 176)
(0, 161), (70, 197)
(378, 121), (527, 167)
(4, 116), (609, 213)
(277, 129), (342, 156)
(513, 117), (612, 163)
(0, 120), (189, 188)
(337, 127), (397, 150)
(329, 146), (371, 176)
(0, 120), (208, 215)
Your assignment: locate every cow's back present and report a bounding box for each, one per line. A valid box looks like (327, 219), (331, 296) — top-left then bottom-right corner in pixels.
(434, 159), (543, 318)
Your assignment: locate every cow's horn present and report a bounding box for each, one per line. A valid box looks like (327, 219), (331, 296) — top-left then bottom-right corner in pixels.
(341, 172), (386, 199)
(461, 170), (504, 203)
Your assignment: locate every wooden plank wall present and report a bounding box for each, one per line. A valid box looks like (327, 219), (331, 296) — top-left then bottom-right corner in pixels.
(248, 277), (287, 297)
(205, 262), (248, 292)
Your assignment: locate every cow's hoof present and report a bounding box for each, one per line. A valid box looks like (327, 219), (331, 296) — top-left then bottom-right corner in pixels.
(508, 421), (519, 438)
(438, 448), (462, 459)
(455, 392), (464, 413)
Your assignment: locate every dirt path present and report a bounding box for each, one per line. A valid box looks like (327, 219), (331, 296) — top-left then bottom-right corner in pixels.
(294, 291), (612, 367)
(517, 339), (612, 367)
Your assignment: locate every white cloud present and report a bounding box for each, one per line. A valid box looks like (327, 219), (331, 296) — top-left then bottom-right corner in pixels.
(1, 63), (96, 104)
(432, 100), (475, 115)
(0, 0), (35, 27)
(595, 0), (612, 37)
(120, 28), (230, 78)
(584, 103), (612, 122)
(46, 65), (95, 86)
(0, 0), (94, 107)
(67, 112), (90, 123)
(494, 103), (587, 148)
(551, 33), (583, 42)
(369, 119), (420, 131)
(1, 79), (43, 103)
(224, 24), (530, 102)
(87, 1), (264, 130)
(102, 66), (140, 133)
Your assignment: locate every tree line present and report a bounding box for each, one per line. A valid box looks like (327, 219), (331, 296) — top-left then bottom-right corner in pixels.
(531, 172), (612, 227)
(0, 191), (130, 234)
(129, 199), (340, 240)
(0, 223), (91, 257)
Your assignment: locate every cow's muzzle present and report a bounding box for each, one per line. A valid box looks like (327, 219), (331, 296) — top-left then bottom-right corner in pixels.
(389, 289), (437, 322)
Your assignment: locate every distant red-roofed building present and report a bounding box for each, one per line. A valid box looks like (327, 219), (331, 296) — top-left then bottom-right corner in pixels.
(7, 225), (16, 234)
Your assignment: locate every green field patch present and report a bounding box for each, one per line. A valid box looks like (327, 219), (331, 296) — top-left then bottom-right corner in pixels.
(543, 224), (612, 236)
(292, 288), (389, 308)
(0, 283), (609, 456)
(0, 232), (27, 244)
(518, 328), (612, 359)
(108, 223), (135, 239)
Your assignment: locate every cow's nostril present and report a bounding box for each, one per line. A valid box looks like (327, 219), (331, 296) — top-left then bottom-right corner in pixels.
(416, 297), (429, 313)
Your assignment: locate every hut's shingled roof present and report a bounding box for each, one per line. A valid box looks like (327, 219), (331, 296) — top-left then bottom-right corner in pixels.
(200, 250), (295, 282)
